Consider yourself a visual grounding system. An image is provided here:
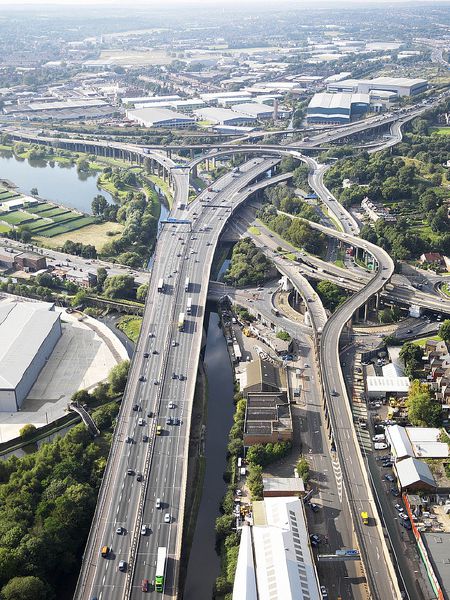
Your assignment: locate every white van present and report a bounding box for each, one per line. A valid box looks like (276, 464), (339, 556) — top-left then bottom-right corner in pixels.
(156, 498), (161, 509)
(373, 434), (386, 442)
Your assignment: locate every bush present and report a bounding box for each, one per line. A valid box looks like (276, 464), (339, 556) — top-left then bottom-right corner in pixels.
(18, 424), (37, 439)
(296, 456), (310, 483)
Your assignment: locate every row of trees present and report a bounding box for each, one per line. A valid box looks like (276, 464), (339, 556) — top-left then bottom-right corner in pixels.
(257, 205), (326, 255)
(316, 281), (348, 312)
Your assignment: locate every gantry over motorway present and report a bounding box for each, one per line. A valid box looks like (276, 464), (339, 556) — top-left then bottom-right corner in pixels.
(74, 157), (280, 600)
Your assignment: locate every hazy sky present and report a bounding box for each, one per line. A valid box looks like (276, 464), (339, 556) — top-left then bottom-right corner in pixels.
(0, 0), (446, 4)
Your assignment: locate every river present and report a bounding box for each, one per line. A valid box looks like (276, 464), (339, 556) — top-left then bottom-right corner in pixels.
(0, 150), (115, 213)
(184, 309), (235, 600)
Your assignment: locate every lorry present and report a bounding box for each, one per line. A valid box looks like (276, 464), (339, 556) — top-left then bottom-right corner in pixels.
(186, 297), (193, 315)
(185, 277), (190, 292)
(155, 546), (167, 593)
(157, 278), (165, 293)
(178, 312), (185, 332)
(361, 511), (369, 525)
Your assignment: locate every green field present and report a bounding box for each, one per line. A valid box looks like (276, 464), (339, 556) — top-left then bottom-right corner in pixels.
(27, 203), (56, 214)
(0, 211), (39, 225)
(0, 191), (20, 201)
(34, 207), (71, 218)
(37, 216), (96, 237)
(116, 315), (142, 343)
(0, 224), (10, 233)
(431, 127), (450, 136)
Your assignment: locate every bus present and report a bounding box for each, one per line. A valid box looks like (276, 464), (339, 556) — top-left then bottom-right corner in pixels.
(185, 277), (190, 292)
(178, 312), (185, 332)
(155, 546), (167, 593)
(157, 278), (165, 293)
(186, 297), (193, 315)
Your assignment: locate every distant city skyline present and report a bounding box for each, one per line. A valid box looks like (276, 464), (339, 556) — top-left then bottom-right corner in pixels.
(0, 0), (448, 4)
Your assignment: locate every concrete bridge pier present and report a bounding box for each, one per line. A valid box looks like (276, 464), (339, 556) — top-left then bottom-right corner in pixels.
(190, 148), (195, 160)
(192, 164), (198, 178)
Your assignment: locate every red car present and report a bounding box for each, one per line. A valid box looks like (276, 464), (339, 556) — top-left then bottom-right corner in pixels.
(141, 579), (149, 592)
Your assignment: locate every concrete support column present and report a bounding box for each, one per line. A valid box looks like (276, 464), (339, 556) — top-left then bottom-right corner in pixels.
(212, 157), (216, 168)
(364, 300), (369, 322)
(167, 150), (172, 159)
(190, 148), (195, 159)
(206, 158), (210, 171)
(375, 292), (380, 310)
(192, 164), (198, 178)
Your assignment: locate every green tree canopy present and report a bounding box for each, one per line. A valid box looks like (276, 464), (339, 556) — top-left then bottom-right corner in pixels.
(1, 576), (52, 600)
(406, 380), (441, 427)
(439, 320), (450, 343)
(108, 360), (130, 395)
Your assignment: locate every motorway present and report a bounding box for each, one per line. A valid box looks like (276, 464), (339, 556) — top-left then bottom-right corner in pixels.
(74, 157), (279, 600)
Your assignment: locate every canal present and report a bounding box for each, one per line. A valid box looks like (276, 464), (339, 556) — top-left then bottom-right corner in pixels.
(184, 309), (235, 600)
(0, 151), (116, 213)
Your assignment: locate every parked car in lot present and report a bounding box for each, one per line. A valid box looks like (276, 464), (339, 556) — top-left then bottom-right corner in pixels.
(394, 503), (403, 512)
(374, 442), (388, 450)
(399, 512), (409, 521)
(399, 519), (412, 530)
(385, 474), (395, 482)
(390, 487), (400, 497)
(309, 503), (320, 513)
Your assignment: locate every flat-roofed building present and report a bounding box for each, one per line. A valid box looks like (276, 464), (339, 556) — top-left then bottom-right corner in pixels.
(232, 496), (321, 600)
(327, 76), (427, 97)
(231, 102), (274, 120)
(126, 107), (195, 129)
(0, 300), (61, 411)
(194, 106), (255, 126)
(244, 391), (293, 446)
(307, 92), (352, 124)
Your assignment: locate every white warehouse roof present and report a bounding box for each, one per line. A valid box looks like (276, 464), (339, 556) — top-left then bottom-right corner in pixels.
(0, 300), (59, 389)
(126, 107), (195, 126)
(232, 102), (274, 117)
(366, 376), (410, 393)
(395, 457), (436, 490)
(308, 92), (352, 110)
(233, 497), (320, 600)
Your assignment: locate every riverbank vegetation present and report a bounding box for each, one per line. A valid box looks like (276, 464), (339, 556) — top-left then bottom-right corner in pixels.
(116, 315), (142, 342)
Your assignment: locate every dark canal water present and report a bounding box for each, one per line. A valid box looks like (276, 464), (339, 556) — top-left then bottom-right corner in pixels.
(184, 310), (235, 600)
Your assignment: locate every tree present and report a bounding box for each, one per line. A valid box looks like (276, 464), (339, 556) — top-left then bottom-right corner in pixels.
(276, 330), (291, 342)
(296, 456), (310, 483)
(406, 380), (441, 427)
(96, 267), (107, 292)
(30, 188), (38, 197)
(18, 424), (37, 439)
(108, 360), (130, 395)
(399, 342), (423, 377)
(71, 290), (87, 308)
(103, 275), (135, 299)
(316, 281), (347, 311)
(136, 283), (149, 303)
(1, 576), (52, 600)
(91, 194), (108, 217)
(439, 320), (450, 343)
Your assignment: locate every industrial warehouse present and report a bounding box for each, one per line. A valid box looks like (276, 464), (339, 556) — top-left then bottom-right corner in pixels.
(0, 299), (62, 412)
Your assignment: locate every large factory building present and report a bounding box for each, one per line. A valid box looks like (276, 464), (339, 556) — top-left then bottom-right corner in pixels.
(0, 300), (62, 412)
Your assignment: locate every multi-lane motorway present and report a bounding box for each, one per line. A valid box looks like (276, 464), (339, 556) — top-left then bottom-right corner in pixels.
(75, 158), (279, 600)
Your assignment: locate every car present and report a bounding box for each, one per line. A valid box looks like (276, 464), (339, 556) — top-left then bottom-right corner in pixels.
(118, 560), (126, 571)
(382, 461), (393, 468)
(152, 349), (158, 354)
(141, 524), (147, 535)
(138, 418), (144, 426)
(154, 379), (159, 385)
(139, 376), (145, 382)
(171, 372), (177, 379)
(126, 436), (132, 444)
(166, 417), (173, 425)
(331, 389), (338, 396)
(179, 374), (185, 381)
(143, 435), (148, 442)
(385, 474), (395, 482)
(391, 487), (400, 497)
(309, 503), (320, 513)
(101, 545), (110, 558)
(127, 468), (134, 475)
(148, 332), (154, 338)
(320, 585), (328, 598)
(399, 512), (409, 521)
(172, 340), (177, 347)
(310, 534), (321, 544)
(143, 352), (149, 358)
(164, 513), (171, 523)
(400, 519), (412, 530)
(156, 498), (161, 509)
(407, 329), (412, 334)
(141, 579), (149, 592)
(304, 363), (310, 368)
(147, 410), (153, 418)
(307, 298), (313, 302)
(374, 442), (388, 450)
(137, 473), (143, 482)
(169, 401), (175, 409)
(116, 526), (123, 535)
(394, 504), (403, 512)
(175, 417), (180, 425)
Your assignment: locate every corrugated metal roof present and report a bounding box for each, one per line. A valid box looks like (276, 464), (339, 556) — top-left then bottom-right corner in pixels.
(366, 376), (410, 393)
(232, 525), (257, 600)
(395, 457), (436, 489)
(0, 300), (59, 389)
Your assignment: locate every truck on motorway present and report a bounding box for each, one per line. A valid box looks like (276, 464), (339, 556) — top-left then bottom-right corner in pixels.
(178, 312), (185, 331)
(157, 278), (165, 293)
(361, 511), (369, 525)
(155, 546), (167, 593)
(185, 277), (190, 292)
(186, 297), (193, 315)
